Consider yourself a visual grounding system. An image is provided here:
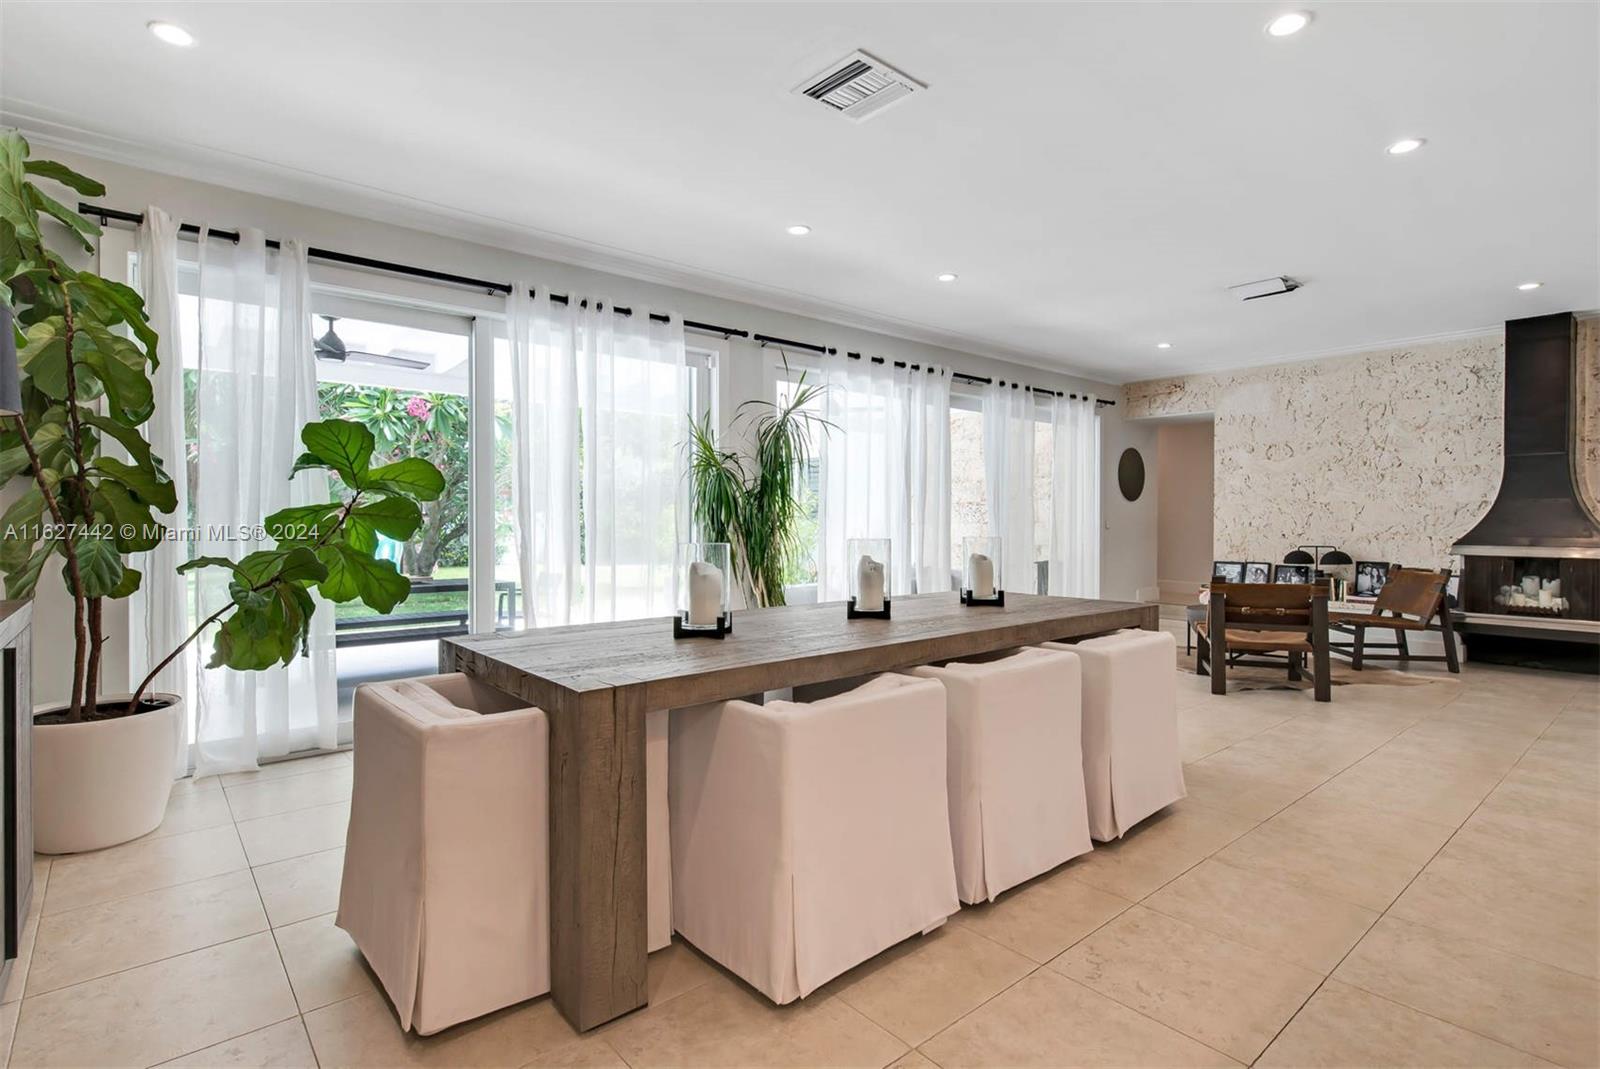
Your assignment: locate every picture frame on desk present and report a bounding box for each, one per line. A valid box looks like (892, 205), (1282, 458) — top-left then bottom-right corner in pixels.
(1274, 563), (1314, 583)
(1212, 561), (1245, 583)
(1243, 561), (1272, 584)
(1355, 561), (1390, 597)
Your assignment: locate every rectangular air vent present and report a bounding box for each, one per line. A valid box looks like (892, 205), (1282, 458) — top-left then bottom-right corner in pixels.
(794, 50), (925, 122)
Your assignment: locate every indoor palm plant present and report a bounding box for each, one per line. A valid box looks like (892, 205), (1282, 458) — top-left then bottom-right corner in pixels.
(686, 368), (830, 607)
(0, 131), (444, 852)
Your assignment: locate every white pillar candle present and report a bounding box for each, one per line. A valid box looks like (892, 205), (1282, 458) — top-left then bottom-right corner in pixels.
(1539, 588), (1554, 608)
(969, 553), (995, 598)
(687, 560), (723, 626)
(855, 555), (885, 612)
(1522, 576), (1540, 598)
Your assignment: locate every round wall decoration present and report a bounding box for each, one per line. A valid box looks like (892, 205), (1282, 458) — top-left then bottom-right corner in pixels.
(1117, 447), (1145, 502)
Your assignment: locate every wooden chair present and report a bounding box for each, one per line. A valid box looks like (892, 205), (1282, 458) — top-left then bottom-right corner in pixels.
(1329, 566), (1461, 674)
(1195, 581), (1332, 702)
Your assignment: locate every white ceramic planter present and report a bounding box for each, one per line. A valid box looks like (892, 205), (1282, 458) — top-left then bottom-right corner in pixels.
(33, 694), (181, 855)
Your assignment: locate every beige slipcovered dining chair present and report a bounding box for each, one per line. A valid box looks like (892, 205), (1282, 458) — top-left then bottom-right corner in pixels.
(1042, 629), (1185, 840)
(669, 673), (959, 1005)
(909, 647), (1094, 903)
(338, 674), (671, 1034)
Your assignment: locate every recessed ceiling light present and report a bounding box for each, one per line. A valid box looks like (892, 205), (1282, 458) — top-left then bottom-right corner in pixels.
(785, 224), (811, 236)
(936, 272), (958, 283)
(1156, 342), (1173, 350)
(147, 21), (196, 47)
(1265, 11), (1311, 37)
(1517, 281), (1543, 291)
(1386, 137), (1426, 155)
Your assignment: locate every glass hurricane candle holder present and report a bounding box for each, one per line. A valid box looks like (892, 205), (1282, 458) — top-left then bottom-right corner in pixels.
(675, 542), (732, 638)
(846, 538), (892, 619)
(961, 536), (1005, 606)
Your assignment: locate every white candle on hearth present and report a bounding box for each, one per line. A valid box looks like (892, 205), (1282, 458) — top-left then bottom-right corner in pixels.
(856, 555), (885, 612)
(969, 553), (995, 599)
(1539, 588), (1554, 608)
(688, 561), (722, 626)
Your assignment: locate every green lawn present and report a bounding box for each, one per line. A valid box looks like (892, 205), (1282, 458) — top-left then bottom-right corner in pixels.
(334, 565), (471, 622)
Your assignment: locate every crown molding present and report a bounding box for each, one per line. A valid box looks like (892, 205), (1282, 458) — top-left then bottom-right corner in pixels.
(3, 102), (1111, 385)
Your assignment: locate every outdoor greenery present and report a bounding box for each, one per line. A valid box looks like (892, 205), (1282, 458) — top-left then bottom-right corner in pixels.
(687, 366), (830, 607)
(317, 384), (478, 574)
(0, 132), (444, 720)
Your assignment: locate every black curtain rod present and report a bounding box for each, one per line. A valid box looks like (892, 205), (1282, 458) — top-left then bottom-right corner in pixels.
(78, 203), (748, 338)
(79, 203), (1110, 406)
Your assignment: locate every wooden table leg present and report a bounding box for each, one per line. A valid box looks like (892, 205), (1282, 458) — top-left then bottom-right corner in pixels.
(546, 685), (649, 1032)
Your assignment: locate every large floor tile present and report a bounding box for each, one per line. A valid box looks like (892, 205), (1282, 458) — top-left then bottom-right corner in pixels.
(235, 802), (351, 867)
(220, 751), (352, 788)
(522, 1036), (630, 1067)
(1176, 700), (1292, 763)
(1143, 858), (1378, 973)
(828, 924), (1034, 1046)
(1216, 794), (1453, 910)
(1391, 832), (1599, 978)
(225, 765), (354, 822)
(920, 969), (1237, 1068)
(253, 847), (345, 928)
(147, 786), (236, 841)
(1308, 745), (1505, 827)
(304, 988), (581, 1068)
(1178, 755), (1310, 821)
(949, 868), (1132, 963)
(602, 974), (907, 1068)
(44, 824), (247, 914)
(1064, 802), (1256, 901)
(272, 912), (374, 1013)
(9, 933), (297, 1068)
(1208, 718), (1392, 782)
(28, 868), (267, 995)
(1480, 766), (1600, 831)
(159, 1017), (318, 1068)
(1257, 980), (1553, 1067)
(2, 860), (49, 1004)
(1334, 916), (1600, 1068)
(1049, 905), (1322, 1064)
(647, 940), (720, 1006)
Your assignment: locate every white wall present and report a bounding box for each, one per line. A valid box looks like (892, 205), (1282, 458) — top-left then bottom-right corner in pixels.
(18, 149), (1158, 702)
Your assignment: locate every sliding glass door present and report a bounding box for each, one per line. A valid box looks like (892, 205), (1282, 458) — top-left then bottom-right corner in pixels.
(307, 294), (477, 713)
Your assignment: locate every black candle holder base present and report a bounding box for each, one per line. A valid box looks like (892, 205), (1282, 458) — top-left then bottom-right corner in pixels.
(847, 597), (891, 620)
(674, 611), (733, 639)
(961, 589), (1006, 607)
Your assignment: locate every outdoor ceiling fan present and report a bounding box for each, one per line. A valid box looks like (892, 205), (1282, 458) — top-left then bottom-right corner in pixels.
(313, 315), (430, 371)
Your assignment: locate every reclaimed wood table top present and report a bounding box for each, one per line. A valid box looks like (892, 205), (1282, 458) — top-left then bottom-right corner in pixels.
(442, 592), (1156, 711)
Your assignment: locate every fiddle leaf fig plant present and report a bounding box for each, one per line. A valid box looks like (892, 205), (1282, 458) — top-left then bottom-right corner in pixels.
(0, 129), (445, 721)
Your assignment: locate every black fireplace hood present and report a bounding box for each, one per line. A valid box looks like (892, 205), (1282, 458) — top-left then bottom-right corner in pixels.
(1454, 312), (1600, 558)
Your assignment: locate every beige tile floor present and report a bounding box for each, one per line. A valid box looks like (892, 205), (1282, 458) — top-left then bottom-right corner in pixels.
(2, 636), (1596, 1068)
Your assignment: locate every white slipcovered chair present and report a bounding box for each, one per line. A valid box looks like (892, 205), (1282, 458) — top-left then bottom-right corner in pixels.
(909, 647), (1093, 904)
(338, 674), (670, 1035)
(1042, 629), (1185, 840)
(669, 674), (959, 1005)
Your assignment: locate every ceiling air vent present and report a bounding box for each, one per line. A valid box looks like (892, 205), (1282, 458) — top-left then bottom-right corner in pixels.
(1227, 276), (1302, 301)
(794, 50), (925, 122)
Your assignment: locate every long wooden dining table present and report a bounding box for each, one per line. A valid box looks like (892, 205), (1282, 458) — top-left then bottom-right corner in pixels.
(440, 591), (1158, 1031)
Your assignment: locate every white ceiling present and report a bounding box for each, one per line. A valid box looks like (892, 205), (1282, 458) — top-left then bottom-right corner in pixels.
(3, 1), (1596, 382)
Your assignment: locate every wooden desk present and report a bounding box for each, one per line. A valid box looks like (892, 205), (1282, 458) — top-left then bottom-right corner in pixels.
(441, 591), (1156, 1031)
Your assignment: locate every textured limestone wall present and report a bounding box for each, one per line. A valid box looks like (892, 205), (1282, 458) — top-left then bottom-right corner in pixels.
(1123, 326), (1600, 568)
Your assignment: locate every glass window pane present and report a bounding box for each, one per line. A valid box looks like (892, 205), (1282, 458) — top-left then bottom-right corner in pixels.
(950, 404), (986, 573)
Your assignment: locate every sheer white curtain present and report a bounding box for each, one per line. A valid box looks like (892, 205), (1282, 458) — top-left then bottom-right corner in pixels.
(816, 358), (951, 600)
(130, 207), (191, 777)
(508, 291), (688, 625)
(576, 302), (688, 622)
(190, 229), (336, 775)
(1048, 393), (1102, 597)
(982, 382), (1037, 593)
(507, 287), (579, 627)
